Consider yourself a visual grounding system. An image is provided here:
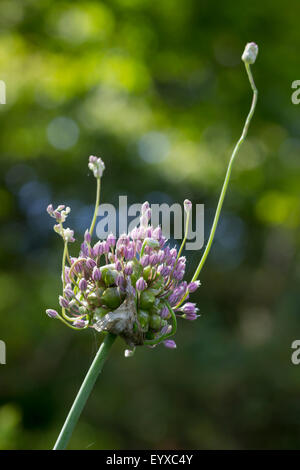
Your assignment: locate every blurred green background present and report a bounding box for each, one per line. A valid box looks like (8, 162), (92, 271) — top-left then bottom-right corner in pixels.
(1, 0), (300, 450)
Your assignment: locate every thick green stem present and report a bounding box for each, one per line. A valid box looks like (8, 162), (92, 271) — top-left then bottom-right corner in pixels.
(53, 333), (116, 450)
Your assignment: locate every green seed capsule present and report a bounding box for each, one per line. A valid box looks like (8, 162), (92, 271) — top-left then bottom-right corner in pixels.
(140, 290), (156, 309)
(149, 314), (161, 331)
(137, 309), (149, 332)
(101, 287), (122, 309)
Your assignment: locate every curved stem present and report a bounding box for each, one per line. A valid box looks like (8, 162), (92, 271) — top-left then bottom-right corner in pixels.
(89, 177), (101, 237)
(176, 211), (190, 263)
(53, 333), (116, 450)
(192, 63), (257, 282)
(175, 63), (258, 310)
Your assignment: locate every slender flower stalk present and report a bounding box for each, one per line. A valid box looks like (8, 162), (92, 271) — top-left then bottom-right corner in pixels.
(176, 44), (258, 309)
(89, 177), (101, 236)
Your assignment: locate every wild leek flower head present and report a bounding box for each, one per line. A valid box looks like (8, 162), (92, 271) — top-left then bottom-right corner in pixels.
(45, 157), (200, 354)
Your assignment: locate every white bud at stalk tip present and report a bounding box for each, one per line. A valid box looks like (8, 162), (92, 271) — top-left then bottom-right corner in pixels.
(242, 42), (258, 65)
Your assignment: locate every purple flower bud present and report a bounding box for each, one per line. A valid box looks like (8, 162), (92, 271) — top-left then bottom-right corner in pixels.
(157, 250), (165, 263)
(149, 254), (158, 266)
(80, 242), (89, 257)
(116, 274), (126, 290)
(168, 293), (179, 306)
(115, 260), (122, 272)
(92, 266), (102, 281)
(188, 281), (200, 293)
(140, 255), (149, 267)
(183, 312), (198, 321)
(124, 262), (133, 276)
(59, 295), (69, 309)
(84, 230), (91, 244)
(86, 258), (96, 270)
(161, 324), (172, 335)
(79, 278), (87, 292)
(184, 199), (192, 213)
(173, 268), (185, 281)
(180, 302), (198, 315)
(46, 309), (58, 318)
(107, 233), (116, 247)
(74, 319), (87, 328)
(136, 277), (147, 291)
(93, 241), (103, 256)
(163, 339), (177, 349)
(126, 245), (135, 260)
(160, 306), (169, 319)
(64, 288), (74, 299)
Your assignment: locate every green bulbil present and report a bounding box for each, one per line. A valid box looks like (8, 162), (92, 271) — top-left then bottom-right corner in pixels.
(87, 292), (102, 307)
(142, 266), (152, 281)
(140, 290), (156, 309)
(151, 277), (164, 290)
(93, 306), (109, 318)
(101, 267), (117, 286)
(78, 305), (88, 316)
(150, 301), (163, 316)
(101, 287), (122, 309)
(149, 314), (161, 331)
(137, 309), (149, 332)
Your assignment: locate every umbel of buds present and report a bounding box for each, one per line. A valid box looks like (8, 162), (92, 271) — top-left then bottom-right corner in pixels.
(46, 156), (200, 353)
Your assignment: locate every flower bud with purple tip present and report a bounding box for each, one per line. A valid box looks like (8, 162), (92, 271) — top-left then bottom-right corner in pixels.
(136, 277), (147, 292)
(92, 267), (102, 282)
(79, 278), (87, 292)
(164, 340), (177, 349)
(46, 309), (58, 318)
(59, 296), (70, 309)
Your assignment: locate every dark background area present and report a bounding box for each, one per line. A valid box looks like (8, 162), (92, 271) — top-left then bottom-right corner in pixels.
(1, 0), (300, 449)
